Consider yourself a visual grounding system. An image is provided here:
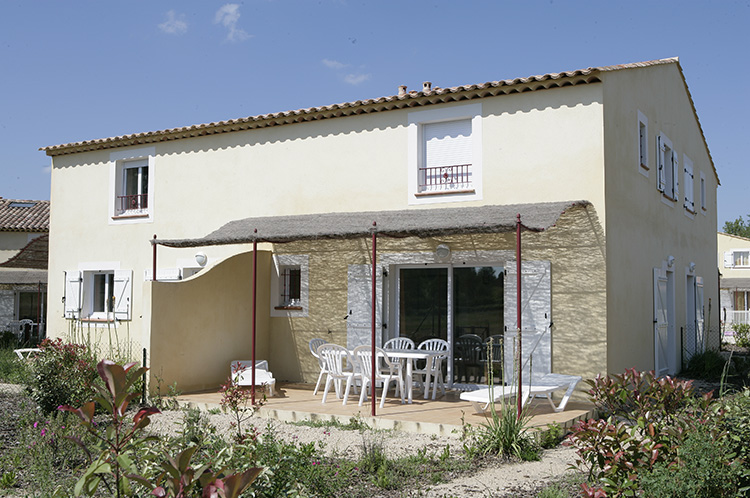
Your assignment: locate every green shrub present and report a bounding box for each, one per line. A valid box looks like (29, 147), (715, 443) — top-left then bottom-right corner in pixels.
(28, 338), (99, 413)
(538, 422), (565, 449)
(0, 346), (31, 384)
(733, 323), (750, 348)
(471, 398), (539, 461)
(639, 424), (743, 497)
(683, 349), (728, 381)
(569, 369), (715, 496)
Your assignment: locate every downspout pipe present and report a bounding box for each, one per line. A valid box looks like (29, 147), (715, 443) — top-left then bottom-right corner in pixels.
(252, 229), (258, 405)
(516, 214), (522, 419)
(371, 221), (377, 417)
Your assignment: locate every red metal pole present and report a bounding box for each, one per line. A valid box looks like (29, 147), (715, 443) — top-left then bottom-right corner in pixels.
(251, 230), (258, 405)
(371, 221), (377, 417)
(152, 235), (157, 282)
(516, 214), (522, 419)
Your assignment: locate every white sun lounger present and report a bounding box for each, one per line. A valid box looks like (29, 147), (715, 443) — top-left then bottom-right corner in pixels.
(231, 360), (276, 396)
(460, 373), (581, 414)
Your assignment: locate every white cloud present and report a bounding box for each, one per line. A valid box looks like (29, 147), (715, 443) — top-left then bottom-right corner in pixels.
(158, 10), (188, 35)
(42, 165), (51, 175)
(214, 4), (250, 42)
(322, 59), (346, 70)
(344, 73), (371, 85)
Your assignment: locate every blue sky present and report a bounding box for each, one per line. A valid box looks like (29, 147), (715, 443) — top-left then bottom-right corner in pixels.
(1, 0), (747, 226)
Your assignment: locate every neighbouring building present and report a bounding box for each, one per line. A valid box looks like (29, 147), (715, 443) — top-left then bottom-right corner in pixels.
(0, 198), (49, 342)
(718, 232), (750, 337)
(41, 58), (719, 392)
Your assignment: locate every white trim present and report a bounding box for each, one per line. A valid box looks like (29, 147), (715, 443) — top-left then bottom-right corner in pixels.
(270, 254), (309, 317)
(109, 147), (155, 224)
(407, 103), (483, 205)
(637, 110), (649, 177)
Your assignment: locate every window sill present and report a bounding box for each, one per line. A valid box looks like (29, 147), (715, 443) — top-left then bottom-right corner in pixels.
(274, 306), (303, 311)
(415, 188), (476, 198)
(112, 212), (149, 220)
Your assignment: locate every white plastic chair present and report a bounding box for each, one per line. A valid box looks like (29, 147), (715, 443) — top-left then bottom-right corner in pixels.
(413, 339), (449, 399)
(318, 344), (361, 405)
(309, 338), (328, 395)
(383, 337), (415, 350)
(353, 345), (404, 408)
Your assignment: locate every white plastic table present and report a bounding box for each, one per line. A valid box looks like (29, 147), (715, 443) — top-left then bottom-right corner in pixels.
(383, 348), (443, 403)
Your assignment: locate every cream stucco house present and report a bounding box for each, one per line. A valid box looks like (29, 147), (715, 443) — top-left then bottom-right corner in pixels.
(718, 232), (750, 334)
(42, 57), (719, 393)
(0, 198), (49, 342)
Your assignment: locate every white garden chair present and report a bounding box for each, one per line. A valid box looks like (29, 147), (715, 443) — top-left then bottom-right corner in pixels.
(413, 339), (449, 399)
(318, 344), (362, 405)
(308, 338), (328, 395)
(353, 345), (404, 408)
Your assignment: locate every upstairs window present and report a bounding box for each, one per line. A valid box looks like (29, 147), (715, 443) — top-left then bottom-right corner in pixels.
(408, 104), (482, 205)
(657, 133), (678, 201)
(724, 251), (750, 269)
(637, 111), (649, 176)
(119, 159), (149, 215)
(700, 171), (707, 212)
(110, 147), (154, 223)
(419, 119), (473, 194)
(683, 155), (695, 214)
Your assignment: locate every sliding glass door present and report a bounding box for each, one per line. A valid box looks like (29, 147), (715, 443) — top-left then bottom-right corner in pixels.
(398, 265), (504, 387)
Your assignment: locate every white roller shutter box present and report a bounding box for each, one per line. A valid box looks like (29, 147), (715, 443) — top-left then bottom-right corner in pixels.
(424, 120), (472, 169)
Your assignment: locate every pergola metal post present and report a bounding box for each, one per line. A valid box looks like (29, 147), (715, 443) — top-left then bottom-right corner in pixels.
(251, 229), (258, 405)
(370, 221), (377, 417)
(516, 214), (523, 419)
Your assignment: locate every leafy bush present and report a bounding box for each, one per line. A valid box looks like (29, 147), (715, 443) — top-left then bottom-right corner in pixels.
(569, 369), (715, 497)
(639, 424), (743, 498)
(28, 338), (99, 413)
(538, 422), (565, 449)
(733, 322), (750, 348)
(683, 349), (728, 382)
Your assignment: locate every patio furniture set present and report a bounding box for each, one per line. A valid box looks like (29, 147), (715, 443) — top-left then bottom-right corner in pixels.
(227, 335), (581, 414)
(309, 337), (449, 408)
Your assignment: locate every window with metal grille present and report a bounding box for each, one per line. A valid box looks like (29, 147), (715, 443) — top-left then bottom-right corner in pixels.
(279, 266), (301, 307)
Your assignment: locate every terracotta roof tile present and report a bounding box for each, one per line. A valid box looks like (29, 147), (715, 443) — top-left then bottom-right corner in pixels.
(41, 58), (678, 157)
(0, 234), (48, 269)
(0, 199), (50, 232)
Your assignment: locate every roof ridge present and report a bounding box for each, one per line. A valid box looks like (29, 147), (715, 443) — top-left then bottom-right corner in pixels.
(41, 58), (676, 157)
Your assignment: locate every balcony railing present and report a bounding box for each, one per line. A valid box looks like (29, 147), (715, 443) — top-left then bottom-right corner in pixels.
(116, 194), (148, 215)
(418, 164), (472, 193)
(730, 310), (750, 326)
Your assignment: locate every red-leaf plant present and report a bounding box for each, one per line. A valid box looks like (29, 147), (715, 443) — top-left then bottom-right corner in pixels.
(60, 360), (261, 497)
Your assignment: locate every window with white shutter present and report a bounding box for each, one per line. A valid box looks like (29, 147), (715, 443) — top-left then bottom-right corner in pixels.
(637, 111), (649, 176)
(657, 133), (678, 200)
(63, 266), (133, 322)
(683, 155), (695, 214)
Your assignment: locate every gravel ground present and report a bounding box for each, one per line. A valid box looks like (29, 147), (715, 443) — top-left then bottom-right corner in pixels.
(0, 383), (581, 497)
(147, 406), (581, 497)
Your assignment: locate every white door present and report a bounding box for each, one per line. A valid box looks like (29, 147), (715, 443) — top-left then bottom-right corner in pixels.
(654, 268), (670, 377)
(695, 276), (705, 353)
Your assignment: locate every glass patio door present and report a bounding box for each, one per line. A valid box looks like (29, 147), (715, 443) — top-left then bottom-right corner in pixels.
(397, 265), (504, 388)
